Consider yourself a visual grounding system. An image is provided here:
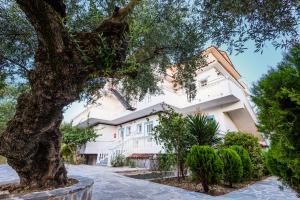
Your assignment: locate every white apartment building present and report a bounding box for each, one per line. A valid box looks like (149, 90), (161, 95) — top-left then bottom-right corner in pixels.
(72, 46), (262, 166)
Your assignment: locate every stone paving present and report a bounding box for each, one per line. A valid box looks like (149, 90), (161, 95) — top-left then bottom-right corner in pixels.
(0, 164), (298, 200)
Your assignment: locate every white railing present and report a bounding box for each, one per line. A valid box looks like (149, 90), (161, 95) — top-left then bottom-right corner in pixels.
(96, 133), (153, 166)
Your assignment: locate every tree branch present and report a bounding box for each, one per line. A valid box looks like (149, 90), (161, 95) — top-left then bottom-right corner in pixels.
(16, 0), (67, 52)
(114, 0), (141, 21)
(0, 54), (29, 73)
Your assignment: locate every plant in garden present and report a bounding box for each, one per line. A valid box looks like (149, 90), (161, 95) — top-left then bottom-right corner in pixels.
(60, 123), (97, 164)
(218, 148), (243, 187)
(60, 143), (75, 164)
(1, 0), (300, 190)
(252, 45), (300, 193)
(230, 145), (253, 181)
(224, 131), (264, 179)
(111, 154), (126, 167)
(61, 123), (97, 147)
(153, 108), (193, 181)
(157, 153), (176, 174)
(186, 145), (223, 193)
(186, 114), (221, 146)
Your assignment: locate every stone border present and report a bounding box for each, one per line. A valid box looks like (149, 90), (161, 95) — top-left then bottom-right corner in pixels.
(0, 176), (94, 200)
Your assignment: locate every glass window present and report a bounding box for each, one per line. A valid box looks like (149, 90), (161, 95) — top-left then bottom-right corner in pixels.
(200, 79), (208, 87)
(136, 124), (143, 134)
(207, 115), (215, 121)
(126, 126), (131, 136)
(118, 128), (124, 139)
(144, 121), (154, 136)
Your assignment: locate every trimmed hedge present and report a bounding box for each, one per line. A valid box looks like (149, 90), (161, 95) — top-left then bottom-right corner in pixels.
(230, 145), (253, 180)
(224, 131), (264, 179)
(186, 145), (223, 193)
(218, 148), (243, 187)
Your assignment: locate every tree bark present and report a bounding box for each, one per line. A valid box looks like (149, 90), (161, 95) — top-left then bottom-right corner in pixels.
(0, 0), (138, 189)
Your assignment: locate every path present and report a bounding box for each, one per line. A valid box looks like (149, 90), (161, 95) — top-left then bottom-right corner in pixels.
(0, 165), (298, 200)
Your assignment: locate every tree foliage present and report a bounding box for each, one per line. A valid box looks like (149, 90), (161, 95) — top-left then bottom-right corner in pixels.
(223, 131), (264, 179)
(186, 145), (223, 193)
(0, 81), (28, 133)
(218, 148), (243, 187)
(198, 0), (300, 53)
(157, 153), (176, 172)
(252, 45), (300, 193)
(60, 123), (97, 147)
(186, 114), (221, 146)
(153, 108), (193, 180)
(1, 0), (300, 188)
(230, 145), (253, 181)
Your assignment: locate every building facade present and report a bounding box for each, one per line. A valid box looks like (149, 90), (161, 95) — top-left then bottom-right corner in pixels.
(72, 46), (261, 166)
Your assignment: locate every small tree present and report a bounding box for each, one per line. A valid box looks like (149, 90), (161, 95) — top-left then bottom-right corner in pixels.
(111, 154), (126, 167)
(218, 148), (243, 187)
(60, 124), (97, 164)
(252, 45), (300, 193)
(224, 131), (264, 179)
(186, 114), (221, 146)
(230, 145), (253, 181)
(157, 153), (176, 177)
(153, 108), (193, 181)
(186, 145), (223, 193)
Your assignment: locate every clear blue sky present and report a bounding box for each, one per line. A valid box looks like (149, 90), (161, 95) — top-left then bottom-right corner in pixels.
(63, 41), (286, 123)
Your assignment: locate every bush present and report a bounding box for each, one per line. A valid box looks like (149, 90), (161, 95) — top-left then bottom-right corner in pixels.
(224, 131), (264, 179)
(262, 151), (270, 176)
(111, 154), (126, 167)
(230, 145), (253, 181)
(186, 145), (223, 193)
(186, 114), (221, 146)
(157, 153), (175, 172)
(218, 148), (243, 187)
(60, 143), (76, 164)
(265, 138), (300, 193)
(126, 158), (135, 168)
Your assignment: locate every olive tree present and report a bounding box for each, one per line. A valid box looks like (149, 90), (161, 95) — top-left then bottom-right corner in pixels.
(0, 0), (299, 189)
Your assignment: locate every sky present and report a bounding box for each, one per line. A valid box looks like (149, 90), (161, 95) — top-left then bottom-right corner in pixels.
(63, 41), (286, 123)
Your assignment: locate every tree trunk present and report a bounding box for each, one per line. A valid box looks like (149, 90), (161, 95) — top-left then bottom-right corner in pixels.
(0, 0), (137, 189)
(202, 179), (209, 193)
(176, 153), (180, 182)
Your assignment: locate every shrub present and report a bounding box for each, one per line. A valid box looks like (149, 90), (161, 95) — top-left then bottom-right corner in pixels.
(186, 114), (221, 146)
(60, 143), (76, 164)
(230, 145), (253, 180)
(157, 153), (175, 172)
(265, 138), (300, 193)
(262, 151), (270, 176)
(218, 148), (243, 187)
(126, 158), (135, 168)
(224, 131), (264, 179)
(186, 145), (223, 193)
(111, 154), (126, 167)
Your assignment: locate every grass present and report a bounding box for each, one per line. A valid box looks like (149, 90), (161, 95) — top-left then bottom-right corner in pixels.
(0, 156), (7, 164)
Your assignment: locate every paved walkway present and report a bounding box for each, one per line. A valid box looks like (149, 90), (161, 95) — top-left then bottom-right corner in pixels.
(0, 165), (298, 200)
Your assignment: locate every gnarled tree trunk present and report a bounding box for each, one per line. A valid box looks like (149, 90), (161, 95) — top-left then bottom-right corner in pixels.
(0, 0), (139, 189)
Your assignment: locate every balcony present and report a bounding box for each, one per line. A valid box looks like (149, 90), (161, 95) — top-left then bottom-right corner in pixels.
(182, 78), (244, 111)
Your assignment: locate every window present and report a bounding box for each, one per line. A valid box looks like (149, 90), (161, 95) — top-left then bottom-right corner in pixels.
(207, 115), (215, 121)
(200, 79), (208, 87)
(118, 128), (124, 139)
(144, 121), (154, 136)
(215, 69), (221, 76)
(126, 126), (131, 136)
(136, 124), (143, 134)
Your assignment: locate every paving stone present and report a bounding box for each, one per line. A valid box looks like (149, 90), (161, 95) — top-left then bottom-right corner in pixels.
(0, 165), (298, 200)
